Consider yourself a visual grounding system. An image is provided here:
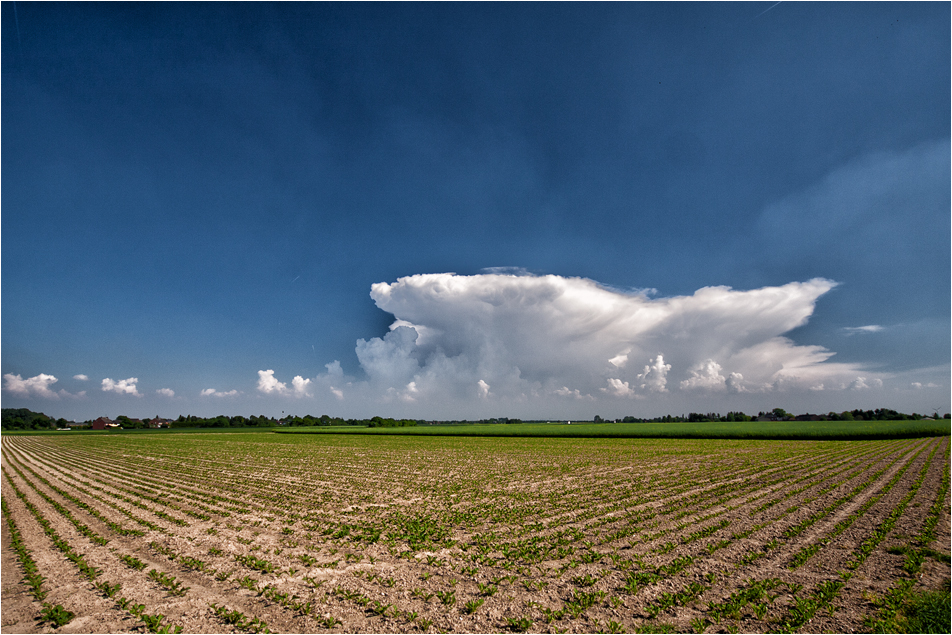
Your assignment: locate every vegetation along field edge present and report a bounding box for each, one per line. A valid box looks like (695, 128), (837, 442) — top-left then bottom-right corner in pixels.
(274, 419), (951, 440)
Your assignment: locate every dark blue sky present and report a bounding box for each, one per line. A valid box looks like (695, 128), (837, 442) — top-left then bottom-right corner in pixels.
(3, 2), (949, 420)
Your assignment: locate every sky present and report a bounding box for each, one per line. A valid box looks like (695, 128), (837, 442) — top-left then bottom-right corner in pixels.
(2, 2), (949, 422)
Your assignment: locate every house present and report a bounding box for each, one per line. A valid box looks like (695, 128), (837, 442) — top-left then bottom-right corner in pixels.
(148, 418), (171, 428)
(91, 417), (115, 430)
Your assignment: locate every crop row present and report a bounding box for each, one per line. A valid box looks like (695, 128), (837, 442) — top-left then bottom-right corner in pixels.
(2, 432), (946, 633)
(1, 464), (185, 632)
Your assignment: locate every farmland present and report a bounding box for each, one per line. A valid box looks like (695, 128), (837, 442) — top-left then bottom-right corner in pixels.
(276, 418), (951, 440)
(1, 432), (949, 633)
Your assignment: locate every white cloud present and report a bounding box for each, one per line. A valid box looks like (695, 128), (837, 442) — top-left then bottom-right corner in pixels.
(74, 374), (89, 381)
(555, 386), (591, 400)
(256, 369), (314, 398)
(3, 373), (62, 399)
(680, 359), (726, 391)
(256, 369), (287, 395)
(849, 377), (883, 391)
(101, 377), (141, 397)
(385, 381), (420, 403)
(638, 355), (672, 393)
(355, 327), (421, 388)
(323, 362), (346, 400)
(603, 378), (634, 398)
(291, 375), (312, 398)
(353, 272), (880, 407)
(156, 388), (175, 398)
(843, 325), (885, 335)
(726, 372), (746, 393)
(263, 272), (902, 415)
(201, 388), (239, 398)
(608, 349), (630, 368)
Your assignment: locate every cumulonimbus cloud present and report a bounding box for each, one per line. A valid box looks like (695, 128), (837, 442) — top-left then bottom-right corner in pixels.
(349, 273), (880, 401)
(259, 272), (893, 411)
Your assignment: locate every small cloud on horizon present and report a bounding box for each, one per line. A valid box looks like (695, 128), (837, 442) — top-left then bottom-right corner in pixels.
(256, 369), (311, 398)
(200, 388), (239, 398)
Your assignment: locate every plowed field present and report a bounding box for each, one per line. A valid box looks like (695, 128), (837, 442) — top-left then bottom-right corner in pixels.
(1, 433), (948, 633)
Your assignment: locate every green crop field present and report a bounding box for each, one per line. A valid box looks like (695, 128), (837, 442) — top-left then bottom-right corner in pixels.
(1, 431), (948, 633)
(277, 419), (951, 441)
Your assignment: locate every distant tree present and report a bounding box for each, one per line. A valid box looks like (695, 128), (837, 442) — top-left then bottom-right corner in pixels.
(1, 408), (55, 430)
(116, 415), (136, 429)
(593, 415), (604, 423)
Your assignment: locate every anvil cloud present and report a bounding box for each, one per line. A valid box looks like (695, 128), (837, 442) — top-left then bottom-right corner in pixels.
(324, 273), (878, 409)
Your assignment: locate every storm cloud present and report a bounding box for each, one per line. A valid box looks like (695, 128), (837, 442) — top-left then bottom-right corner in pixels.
(335, 273), (880, 407)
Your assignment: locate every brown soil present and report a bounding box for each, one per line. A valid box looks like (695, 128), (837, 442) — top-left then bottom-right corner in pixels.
(1, 433), (948, 634)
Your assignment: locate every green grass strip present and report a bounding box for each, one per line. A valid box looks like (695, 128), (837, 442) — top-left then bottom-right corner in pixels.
(275, 419), (950, 440)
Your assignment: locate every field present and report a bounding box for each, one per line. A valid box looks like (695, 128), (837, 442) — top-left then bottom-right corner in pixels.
(276, 419), (951, 440)
(1, 432), (949, 634)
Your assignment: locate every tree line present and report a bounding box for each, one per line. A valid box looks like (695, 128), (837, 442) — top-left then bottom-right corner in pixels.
(0, 409), (421, 431)
(3, 407), (947, 431)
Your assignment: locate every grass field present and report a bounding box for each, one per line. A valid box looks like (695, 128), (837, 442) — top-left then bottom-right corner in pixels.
(7, 419), (948, 441)
(277, 419), (951, 440)
(1, 430), (948, 633)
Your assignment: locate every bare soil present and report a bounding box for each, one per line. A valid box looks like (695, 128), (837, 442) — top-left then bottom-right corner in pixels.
(1, 433), (948, 634)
